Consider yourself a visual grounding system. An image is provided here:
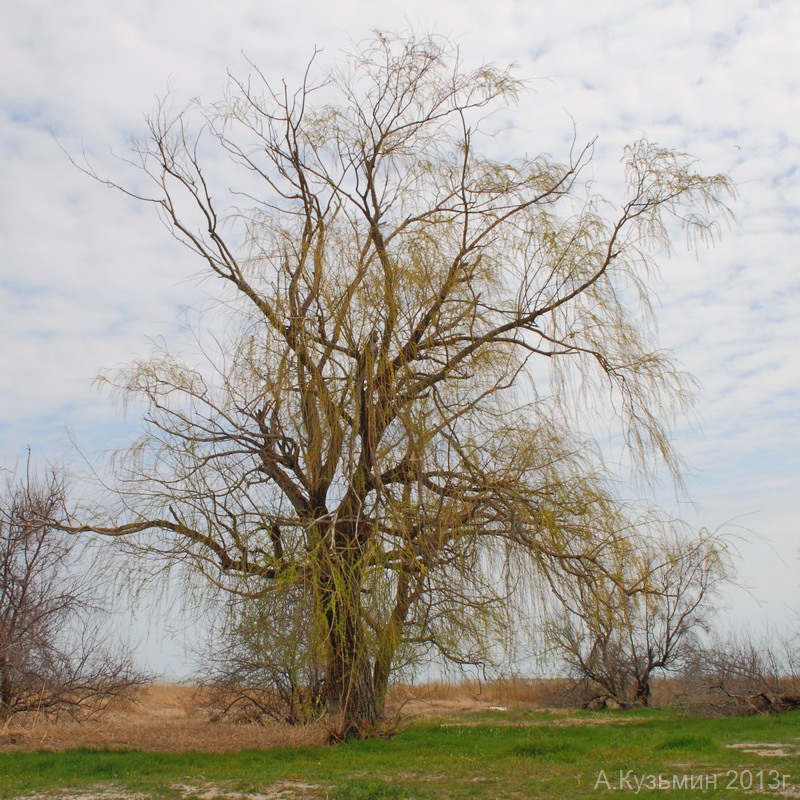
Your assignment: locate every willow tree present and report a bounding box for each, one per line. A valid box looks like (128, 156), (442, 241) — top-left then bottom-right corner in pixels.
(68, 32), (733, 738)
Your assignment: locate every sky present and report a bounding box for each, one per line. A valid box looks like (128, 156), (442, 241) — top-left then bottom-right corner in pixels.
(1, 0), (798, 675)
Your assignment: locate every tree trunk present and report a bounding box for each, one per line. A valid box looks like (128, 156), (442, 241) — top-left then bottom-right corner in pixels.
(634, 676), (651, 706)
(315, 527), (381, 740)
(0, 657), (13, 719)
(372, 564), (421, 717)
(323, 598), (379, 740)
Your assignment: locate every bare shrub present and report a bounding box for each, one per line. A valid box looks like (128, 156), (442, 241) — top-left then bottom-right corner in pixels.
(0, 461), (146, 719)
(546, 528), (732, 709)
(680, 628), (800, 715)
(198, 581), (325, 725)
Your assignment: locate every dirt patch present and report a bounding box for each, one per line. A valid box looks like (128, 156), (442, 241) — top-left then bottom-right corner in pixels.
(727, 741), (800, 758)
(171, 780), (326, 799)
(438, 714), (642, 728)
(11, 780), (328, 800)
(13, 788), (148, 800)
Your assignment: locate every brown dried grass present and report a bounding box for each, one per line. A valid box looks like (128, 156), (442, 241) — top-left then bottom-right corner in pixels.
(0, 678), (610, 752)
(386, 677), (574, 718)
(0, 684), (328, 753)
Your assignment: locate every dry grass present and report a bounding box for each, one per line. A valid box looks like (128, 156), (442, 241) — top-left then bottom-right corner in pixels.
(0, 677), (736, 753)
(387, 677), (574, 718)
(0, 679), (572, 753)
(0, 684), (328, 753)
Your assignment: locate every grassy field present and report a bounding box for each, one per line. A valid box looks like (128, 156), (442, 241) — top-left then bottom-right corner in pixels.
(1, 687), (798, 799)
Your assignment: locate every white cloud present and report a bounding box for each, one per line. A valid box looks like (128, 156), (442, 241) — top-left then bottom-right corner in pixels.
(1, 0), (798, 669)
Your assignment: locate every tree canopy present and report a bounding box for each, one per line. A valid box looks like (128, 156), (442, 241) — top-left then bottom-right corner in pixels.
(68, 31), (734, 738)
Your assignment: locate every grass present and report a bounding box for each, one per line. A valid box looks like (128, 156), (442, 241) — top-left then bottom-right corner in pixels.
(1, 691), (798, 799)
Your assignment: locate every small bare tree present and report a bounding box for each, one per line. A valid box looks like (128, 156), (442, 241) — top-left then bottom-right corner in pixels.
(200, 579), (325, 725)
(0, 461), (145, 719)
(547, 527), (732, 708)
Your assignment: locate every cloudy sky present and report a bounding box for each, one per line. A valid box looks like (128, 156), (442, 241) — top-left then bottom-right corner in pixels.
(2, 0), (798, 673)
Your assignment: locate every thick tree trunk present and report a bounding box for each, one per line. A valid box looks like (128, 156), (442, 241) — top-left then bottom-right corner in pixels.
(634, 676), (651, 706)
(315, 529), (381, 740)
(323, 598), (380, 740)
(320, 547), (422, 738)
(372, 564), (420, 717)
(324, 644), (378, 740)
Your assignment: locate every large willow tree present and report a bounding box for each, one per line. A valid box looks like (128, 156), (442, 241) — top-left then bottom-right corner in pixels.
(69, 32), (733, 738)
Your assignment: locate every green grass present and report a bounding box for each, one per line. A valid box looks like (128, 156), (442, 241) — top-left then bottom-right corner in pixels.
(1, 709), (798, 799)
